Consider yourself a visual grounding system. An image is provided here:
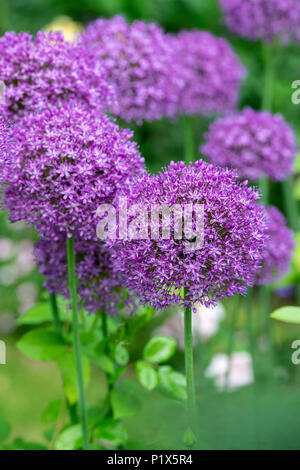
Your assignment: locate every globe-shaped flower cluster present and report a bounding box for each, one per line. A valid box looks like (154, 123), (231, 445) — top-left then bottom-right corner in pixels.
(80, 15), (183, 123)
(219, 0), (300, 43)
(0, 30), (115, 116)
(107, 160), (267, 310)
(172, 30), (245, 116)
(201, 108), (297, 181)
(1, 100), (145, 240)
(257, 206), (294, 285)
(34, 237), (135, 315)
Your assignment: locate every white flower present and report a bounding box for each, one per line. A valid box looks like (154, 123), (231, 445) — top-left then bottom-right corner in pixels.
(205, 352), (254, 391)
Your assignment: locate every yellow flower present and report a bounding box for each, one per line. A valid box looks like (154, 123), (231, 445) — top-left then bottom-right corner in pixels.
(44, 15), (82, 42)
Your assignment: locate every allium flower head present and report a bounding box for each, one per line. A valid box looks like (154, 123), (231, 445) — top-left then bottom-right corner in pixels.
(107, 160), (267, 310)
(0, 115), (12, 185)
(257, 206), (294, 285)
(0, 30), (115, 116)
(173, 30), (245, 116)
(219, 0), (300, 43)
(80, 15), (182, 123)
(201, 108), (297, 181)
(1, 100), (145, 240)
(34, 237), (135, 315)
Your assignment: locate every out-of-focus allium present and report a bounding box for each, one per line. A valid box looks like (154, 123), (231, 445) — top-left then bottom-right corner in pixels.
(0, 31), (115, 116)
(219, 0), (300, 43)
(173, 30), (245, 116)
(205, 352), (254, 391)
(34, 237), (135, 315)
(257, 206), (294, 285)
(80, 15), (182, 123)
(154, 303), (225, 347)
(1, 100), (145, 240)
(201, 108), (297, 181)
(107, 160), (267, 310)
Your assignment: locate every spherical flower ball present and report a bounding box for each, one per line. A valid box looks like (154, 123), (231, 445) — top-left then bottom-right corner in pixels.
(256, 205), (295, 285)
(219, 0), (300, 43)
(80, 15), (183, 123)
(34, 236), (135, 316)
(201, 108), (297, 181)
(1, 99), (145, 240)
(173, 30), (246, 116)
(0, 30), (115, 116)
(107, 160), (267, 310)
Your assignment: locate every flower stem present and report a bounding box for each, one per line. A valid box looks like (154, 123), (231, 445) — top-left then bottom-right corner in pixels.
(49, 293), (61, 334)
(184, 116), (194, 164)
(183, 295), (197, 446)
(66, 234), (89, 450)
(225, 295), (240, 391)
(261, 43), (274, 111)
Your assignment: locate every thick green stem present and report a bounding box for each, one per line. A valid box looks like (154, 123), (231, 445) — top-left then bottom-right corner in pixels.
(258, 176), (270, 205)
(261, 43), (274, 111)
(66, 235), (89, 450)
(49, 293), (61, 334)
(183, 296), (197, 445)
(184, 117), (194, 164)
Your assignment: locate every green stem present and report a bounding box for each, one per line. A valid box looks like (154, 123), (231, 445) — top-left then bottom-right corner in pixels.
(258, 175), (270, 205)
(245, 291), (256, 380)
(49, 293), (61, 334)
(225, 295), (240, 391)
(184, 116), (194, 164)
(261, 43), (274, 111)
(66, 234), (89, 450)
(183, 293), (197, 446)
(282, 176), (299, 232)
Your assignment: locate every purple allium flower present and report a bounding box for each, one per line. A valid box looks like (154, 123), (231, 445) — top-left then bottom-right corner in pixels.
(0, 30), (115, 116)
(201, 108), (297, 181)
(107, 160), (267, 310)
(1, 100), (145, 240)
(172, 30), (245, 116)
(0, 114), (12, 185)
(34, 236), (135, 315)
(80, 15), (182, 123)
(256, 206), (294, 285)
(219, 0), (300, 43)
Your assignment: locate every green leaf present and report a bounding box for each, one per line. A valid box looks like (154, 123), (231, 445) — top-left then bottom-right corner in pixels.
(17, 328), (66, 361)
(7, 438), (47, 450)
(135, 360), (158, 391)
(158, 366), (187, 401)
(93, 418), (127, 447)
(114, 343), (129, 366)
(58, 352), (90, 404)
(90, 352), (115, 375)
(0, 419), (11, 442)
(42, 400), (62, 424)
(17, 303), (52, 326)
(143, 335), (176, 364)
(111, 383), (141, 419)
(270, 306), (300, 324)
(55, 425), (82, 450)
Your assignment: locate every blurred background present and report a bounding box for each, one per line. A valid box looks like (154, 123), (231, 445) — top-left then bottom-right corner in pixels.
(1, 0), (300, 450)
